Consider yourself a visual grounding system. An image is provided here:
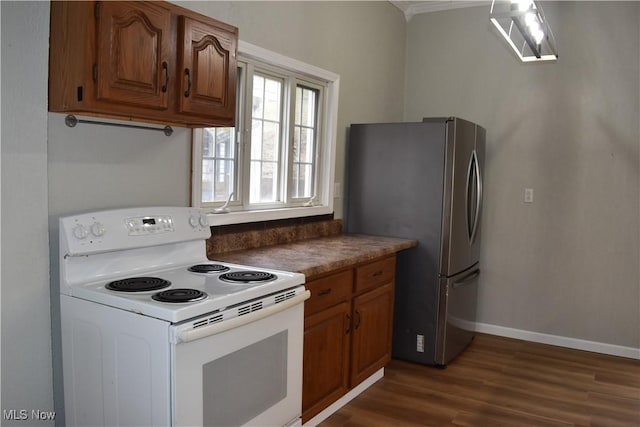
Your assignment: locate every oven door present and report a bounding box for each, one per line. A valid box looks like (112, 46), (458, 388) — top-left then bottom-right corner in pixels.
(171, 290), (309, 427)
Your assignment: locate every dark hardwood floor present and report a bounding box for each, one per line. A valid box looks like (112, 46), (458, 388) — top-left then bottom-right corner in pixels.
(319, 334), (640, 427)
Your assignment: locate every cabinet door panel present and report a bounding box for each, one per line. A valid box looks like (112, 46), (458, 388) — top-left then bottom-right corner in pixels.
(97, 1), (171, 109)
(179, 16), (237, 123)
(194, 41), (225, 100)
(302, 302), (350, 423)
(350, 282), (394, 387)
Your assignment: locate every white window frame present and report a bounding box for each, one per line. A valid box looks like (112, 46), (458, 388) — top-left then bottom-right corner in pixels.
(192, 41), (340, 226)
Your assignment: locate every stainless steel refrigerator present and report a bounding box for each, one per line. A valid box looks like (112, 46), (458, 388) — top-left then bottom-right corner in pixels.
(345, 117), (485, 367)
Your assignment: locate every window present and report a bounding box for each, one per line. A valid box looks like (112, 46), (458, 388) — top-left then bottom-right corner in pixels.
(192, 42), (339, 225)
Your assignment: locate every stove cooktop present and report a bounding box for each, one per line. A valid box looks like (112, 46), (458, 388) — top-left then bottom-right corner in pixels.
(69, 261), (305, 323)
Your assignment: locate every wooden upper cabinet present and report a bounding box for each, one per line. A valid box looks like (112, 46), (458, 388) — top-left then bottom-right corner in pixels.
(96, 2), (171, 110)
(49, 1), (238, 127)
(178, 16), (237, 122)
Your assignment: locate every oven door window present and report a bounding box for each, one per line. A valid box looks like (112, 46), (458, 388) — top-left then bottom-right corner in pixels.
(203, 330), (287, 425)
(172, 303), (303, 426)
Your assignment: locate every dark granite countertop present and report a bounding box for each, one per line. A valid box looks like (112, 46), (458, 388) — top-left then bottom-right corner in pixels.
(212, 234), (417, 278)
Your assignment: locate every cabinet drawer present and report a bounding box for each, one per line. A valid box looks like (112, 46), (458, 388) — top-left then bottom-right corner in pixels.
(355, 256), (396, 294)
(305, 270), (353, 316)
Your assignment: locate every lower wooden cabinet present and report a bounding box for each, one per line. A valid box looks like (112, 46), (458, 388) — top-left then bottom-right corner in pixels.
(302, 302), (351, 420)
(301, 255), (396, 423)
(350, 282), (394, 386)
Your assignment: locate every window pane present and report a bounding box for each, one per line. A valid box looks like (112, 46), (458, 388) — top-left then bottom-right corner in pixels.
(301, 88), (315, 127)
(293, 127), (301, 163)
(201, 127), (236, 203)
(251, 119), (263, 159)
(203, 129), (215, 157)
(262, 121), (279, 161)
(252, 75), (264, 118)
(292, 164), (313, 199)
(215, 128), (234, 157)
(250, 73), (283, 204)
(300, 127), (314, 163)
(250, 161), (278, 203)
(202, 158), (215, 203)
(295, 88), (302, 125)
(299, 164), (312, 197)
(292, 85), (318, 199)
(264, 79), (281, 121)
(214, 159), (235, 201)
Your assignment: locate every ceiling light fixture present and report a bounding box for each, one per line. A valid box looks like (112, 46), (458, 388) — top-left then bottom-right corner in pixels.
(490, 0), (558, 62)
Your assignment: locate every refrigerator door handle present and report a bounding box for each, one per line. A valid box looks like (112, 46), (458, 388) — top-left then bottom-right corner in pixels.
(470, 149), (482, 245)
(465, 149), (481, 244)
(452, 268), (480, 289)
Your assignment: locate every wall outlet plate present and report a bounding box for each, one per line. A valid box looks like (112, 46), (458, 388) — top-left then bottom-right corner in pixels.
(524, 188), (534, 203)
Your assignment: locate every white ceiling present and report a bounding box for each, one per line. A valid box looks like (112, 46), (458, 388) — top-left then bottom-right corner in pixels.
(390, 1), (492, 21)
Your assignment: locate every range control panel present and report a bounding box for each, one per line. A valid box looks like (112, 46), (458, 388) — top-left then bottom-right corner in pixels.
(60, 207), (211, 256)
(125, 215), (175, 236)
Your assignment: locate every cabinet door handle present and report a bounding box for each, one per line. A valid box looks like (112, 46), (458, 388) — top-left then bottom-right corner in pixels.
(354, 309), (361, 330)
(317, 288), (332, 296)
(346, 313), (352, 334)
(184, 68), (191, 97)
(161, 62), (169, 93)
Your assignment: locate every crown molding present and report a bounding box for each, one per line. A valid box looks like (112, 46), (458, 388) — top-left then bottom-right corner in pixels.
(391, 1), (492, 21)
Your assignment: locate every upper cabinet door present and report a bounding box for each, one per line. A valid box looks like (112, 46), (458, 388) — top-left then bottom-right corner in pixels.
(96, 1), (171, 110)
(178, 16), (237, 123)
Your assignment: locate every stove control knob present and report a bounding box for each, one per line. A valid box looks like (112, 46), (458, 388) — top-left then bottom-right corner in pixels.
(72, 224), (89, 240)
(90, 222), (105, 237)
(199, 215), (209, 227)
(189, 215), (199, 228)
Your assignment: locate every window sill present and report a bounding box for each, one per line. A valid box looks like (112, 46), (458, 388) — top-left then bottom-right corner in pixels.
(205, 205), (333, 226)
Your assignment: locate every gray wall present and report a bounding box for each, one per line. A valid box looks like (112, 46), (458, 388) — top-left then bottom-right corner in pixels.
(1, 1), (54, 423)
(404, 2), (640, 348)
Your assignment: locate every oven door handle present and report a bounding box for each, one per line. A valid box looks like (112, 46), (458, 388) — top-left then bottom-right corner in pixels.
(174, 290), (310, 344)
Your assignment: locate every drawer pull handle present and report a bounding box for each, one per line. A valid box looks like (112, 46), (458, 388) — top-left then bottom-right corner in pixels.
(346, 313), (352, 334)
(372, 270), (383, 277)
(317, 288), (332, 296)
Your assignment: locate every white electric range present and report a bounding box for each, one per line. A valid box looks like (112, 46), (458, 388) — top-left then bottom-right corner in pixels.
(59, 206), (308, 427)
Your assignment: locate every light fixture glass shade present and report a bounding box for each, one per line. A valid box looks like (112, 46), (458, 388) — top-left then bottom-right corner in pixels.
(490, 0), (558, 62)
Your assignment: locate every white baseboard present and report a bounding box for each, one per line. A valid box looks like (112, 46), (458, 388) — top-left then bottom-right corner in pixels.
(303, 368), (384, 427)
(475, 322), (640, 360)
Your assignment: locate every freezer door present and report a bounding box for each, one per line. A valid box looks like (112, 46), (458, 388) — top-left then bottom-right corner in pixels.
(435, 267), (479, 366)
(440, 118), (485, 276)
